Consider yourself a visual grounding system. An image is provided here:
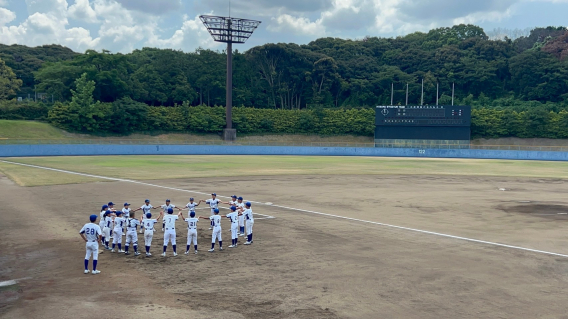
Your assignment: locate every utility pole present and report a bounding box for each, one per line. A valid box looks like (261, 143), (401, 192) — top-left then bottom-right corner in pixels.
(391, 83), (394, 105)
(406, 83), (409, 106)
(421, 79), (424, 105)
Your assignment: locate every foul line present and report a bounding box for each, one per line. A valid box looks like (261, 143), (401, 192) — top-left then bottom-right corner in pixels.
(0, 160), (275, 220)
(1, 160), (566, 258)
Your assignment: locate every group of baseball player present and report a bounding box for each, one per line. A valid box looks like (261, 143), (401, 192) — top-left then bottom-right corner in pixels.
(79, 193), (255, 274)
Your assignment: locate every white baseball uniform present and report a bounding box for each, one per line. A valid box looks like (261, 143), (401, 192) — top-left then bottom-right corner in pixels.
(185, 202), (198, 213)
(237, 201), (245, 230)
(140, 204), (153, 232)
(210, 215), (222, 243)
(161, 204), (176, 229)
(143, 219), (158, 247)
(206, 199), (221, 215)
(125, 218), (140, 246)
(80, 222), (102, 260)
(184, 217), (199, 246)
(163, 214), (178, 246)
(99, 211), (106, 230)
(112, 216), (124, 244)
(122, 208), (131, 231)
(243, 208), (254, 235)
(103, 215), (113, 242)
(226, 212), (239, 240)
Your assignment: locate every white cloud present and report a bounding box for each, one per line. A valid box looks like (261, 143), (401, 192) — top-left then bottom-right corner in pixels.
(68, 0), (98, 23)
(268, 14), (325, 37)
(147, 14), (221, 51)
(0, 7), (16, 25)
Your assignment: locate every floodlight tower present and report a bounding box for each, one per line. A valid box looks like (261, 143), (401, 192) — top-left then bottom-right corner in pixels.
(200, 15), (261, 141)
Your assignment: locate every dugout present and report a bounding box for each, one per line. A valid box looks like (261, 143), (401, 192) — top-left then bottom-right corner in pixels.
(374, 105), (471, 148)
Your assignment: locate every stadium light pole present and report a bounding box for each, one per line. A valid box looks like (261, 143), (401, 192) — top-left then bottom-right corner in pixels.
(200, 15), (261, 141)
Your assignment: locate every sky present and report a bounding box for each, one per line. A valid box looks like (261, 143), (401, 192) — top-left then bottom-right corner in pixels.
(0, 0), (566, 54)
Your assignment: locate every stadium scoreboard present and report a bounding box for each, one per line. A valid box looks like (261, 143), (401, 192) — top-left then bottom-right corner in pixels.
(374, 105), (471, 148)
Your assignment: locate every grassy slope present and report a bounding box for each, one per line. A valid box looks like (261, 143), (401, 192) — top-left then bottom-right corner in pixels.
(0, 120), (69, 139)
(1, 156), (568, 187)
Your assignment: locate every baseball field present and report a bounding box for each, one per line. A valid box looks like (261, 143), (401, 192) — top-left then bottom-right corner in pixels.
(1, 155), (568, 318)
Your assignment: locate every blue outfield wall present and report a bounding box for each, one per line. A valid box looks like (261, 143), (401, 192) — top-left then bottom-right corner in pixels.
(2, 144), (568, 161)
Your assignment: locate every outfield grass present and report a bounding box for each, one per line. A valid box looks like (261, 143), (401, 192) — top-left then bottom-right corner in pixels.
(1, 155), (568, 187)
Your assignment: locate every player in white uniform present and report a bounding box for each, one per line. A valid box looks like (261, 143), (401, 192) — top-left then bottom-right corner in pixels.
(183, 198), (201, 215)
(79, 214), (102, 274)
(225, 206), (241, 248)
(162, 208), (179, 257)
(111, 211), (125, 253)
(99, 205), (108, 247)
(102, 210), (115, 250)
(107, 202), (116, 237)
(124, 211), (141, 256)
(199, 208), (223, 252)
(242, 202), (255, 245)
(134, 199), (157, 234)
(179, 211), (199, 254)
(202, 193), (228, 230)
(236, 196), (246, 237)
(160, 199), (181, 231)
(122, 203), (131, 235)
(141, 212), (163, 257)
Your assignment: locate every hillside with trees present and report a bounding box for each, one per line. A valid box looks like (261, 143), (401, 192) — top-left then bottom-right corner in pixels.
(1, 24), (568, 139)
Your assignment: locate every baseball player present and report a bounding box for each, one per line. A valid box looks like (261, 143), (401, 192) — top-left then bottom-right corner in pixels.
(107, 202), (116, 237)
(141, 212), (163, 257)
(111, 211), (125, 253)
(179, 211), (199, 254)
(225, 206), (241, 248)
(99, 205), (108, 246)
(199, 208), (223, 252)
(160, 199), (181, 231)
(122, 203), (131, 235)
(236, 196), (246, 237)
(202, 193), (228, 230)
(79, 214), (102, 274)
(183, 198), (201, 215)
(134, 199), (158, 234)
(102, 210), (115, 250)
(124, 211), (141, 256)
(242, 202), (255, 245)
(162, 208), (179, 257)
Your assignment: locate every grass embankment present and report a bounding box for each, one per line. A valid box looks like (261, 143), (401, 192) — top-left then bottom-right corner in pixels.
(1, 156), (568, 187)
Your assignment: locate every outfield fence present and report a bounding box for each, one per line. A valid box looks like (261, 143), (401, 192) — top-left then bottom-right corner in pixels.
(1, 138), (568, 152)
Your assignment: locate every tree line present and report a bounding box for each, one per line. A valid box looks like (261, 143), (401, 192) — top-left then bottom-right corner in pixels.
(1, 24), (568, 109)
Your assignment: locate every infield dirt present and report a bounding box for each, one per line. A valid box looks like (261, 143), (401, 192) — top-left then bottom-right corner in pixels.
(1, 173), (568, 318)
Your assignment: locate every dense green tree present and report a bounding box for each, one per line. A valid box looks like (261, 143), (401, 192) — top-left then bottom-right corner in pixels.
(0, 58), (23, 100)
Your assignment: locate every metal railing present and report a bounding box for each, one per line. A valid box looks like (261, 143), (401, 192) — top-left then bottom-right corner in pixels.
(1, 138), (568, 152)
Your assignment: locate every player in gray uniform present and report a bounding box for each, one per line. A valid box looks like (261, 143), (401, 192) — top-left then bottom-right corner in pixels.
(79, 214), (102, 274)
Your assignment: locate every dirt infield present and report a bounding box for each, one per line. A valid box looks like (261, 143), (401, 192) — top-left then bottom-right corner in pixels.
(1, 173), (568, 319)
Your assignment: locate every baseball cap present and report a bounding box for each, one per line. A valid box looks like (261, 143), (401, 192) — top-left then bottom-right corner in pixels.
(145, 199), (150, 203)
(214, 208), (220, 214)
(102, 204), (108, 210)
(190, 212), (196, 217)
(231, 195), (237, 199)
(230, 206), (237, 211)
(166, 199), (170, 202)
(108, 202), (115, 206)
(146, 213), (152, 219)
(116, 211), (122, 216)
(189, 197), (194, 201)
(245, 202), (251, 207)
(167, 208), (174, 214)
(124, 202), (130, 206)
(238, 197), (243, 200)
(211, 193), (217, 196)
(90, 214), (97, 222)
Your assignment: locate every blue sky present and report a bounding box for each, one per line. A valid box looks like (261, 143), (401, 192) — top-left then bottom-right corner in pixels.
(0, 0), (566, 53)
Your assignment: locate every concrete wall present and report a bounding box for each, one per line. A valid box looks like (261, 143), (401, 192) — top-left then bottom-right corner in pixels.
(2, 144), (568, 161)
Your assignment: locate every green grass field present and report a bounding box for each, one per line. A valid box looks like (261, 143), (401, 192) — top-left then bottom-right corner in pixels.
(1, 155), (568, 186)
(0, 120), (70, 139)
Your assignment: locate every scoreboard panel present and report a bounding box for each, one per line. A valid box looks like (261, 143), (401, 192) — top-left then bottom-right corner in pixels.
(375, 105), (471, 145)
